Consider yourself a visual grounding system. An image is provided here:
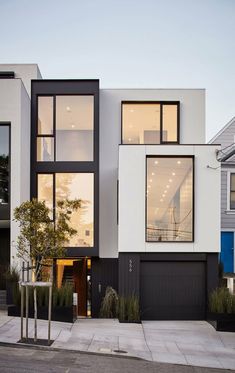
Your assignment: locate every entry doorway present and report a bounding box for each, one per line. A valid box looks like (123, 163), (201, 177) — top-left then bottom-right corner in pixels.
(56, 258), (91, 317)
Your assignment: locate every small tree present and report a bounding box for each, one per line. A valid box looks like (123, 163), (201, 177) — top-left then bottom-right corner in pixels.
(14, 198), (81, 280)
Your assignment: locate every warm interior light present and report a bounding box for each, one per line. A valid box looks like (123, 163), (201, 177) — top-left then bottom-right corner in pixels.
(130, 109), (134, 113)
(154, 160), (158, 165)
(71, 124), (75, 128)
(151, 172), (155, 176)
(150, 179), (152, 183)
(128, 138), (132, 142)
(177, 160), (181, 164)
(66, 106), (71, 112)
(162, 194), (165, 197)
(169, 179), (172, 182)
(166, 185), (170, 188)
(160, 199), (163, 202)
(172, 172), (176, 176)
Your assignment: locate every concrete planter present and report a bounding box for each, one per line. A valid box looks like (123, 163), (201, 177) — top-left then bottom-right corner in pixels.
(207, 312), (235, 332)
(8, 305), (75, 323)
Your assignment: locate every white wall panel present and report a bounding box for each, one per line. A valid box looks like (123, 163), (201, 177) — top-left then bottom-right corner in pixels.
(118, 146), (145, 252)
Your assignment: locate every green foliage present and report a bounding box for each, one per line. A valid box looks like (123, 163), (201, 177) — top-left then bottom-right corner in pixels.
(52, 283), (73, 308)
(209, 287), (235, 314)
(100, 286), (119, 318)
(12, 284), (21, 306)
(118, 296), (126, 322)
(13, 198), (81, 279)
(118, 294), (140, 322)
(13, 283), (73, 308)
(4, 266), (20, 283)
(100, 287), (140, 322)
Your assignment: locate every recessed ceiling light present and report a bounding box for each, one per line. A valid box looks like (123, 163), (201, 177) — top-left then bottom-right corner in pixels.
(166, 185), (170, 188)
(164, 190), (167, 193)
(177, 160), (181, 164)
(169, 179), (172, 182)
(160, 199), (163, 202)
(154, 160), (158, 165)
(148, 185), (151, 188)
(162, 194), (165, 197)
(151, 172), (155, 176)
(128, 138), (132, 142)
(66, 106), (71, 112)
(130, 109), (134, 113)
(172, 172), (176, 176)
(150, 179), (152, 183)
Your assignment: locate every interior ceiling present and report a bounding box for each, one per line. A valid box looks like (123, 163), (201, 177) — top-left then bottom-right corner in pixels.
(39, 96), (94, 131)
(123, 104), (160, 140)
(56, 96), (94, 130)
(147, 158), (192, 222)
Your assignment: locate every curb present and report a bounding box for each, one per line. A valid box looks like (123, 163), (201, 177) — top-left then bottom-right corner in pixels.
(0, 340), (143, 361)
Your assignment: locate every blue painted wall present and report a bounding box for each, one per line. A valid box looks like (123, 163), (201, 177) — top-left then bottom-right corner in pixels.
(221, 232), (234, 273)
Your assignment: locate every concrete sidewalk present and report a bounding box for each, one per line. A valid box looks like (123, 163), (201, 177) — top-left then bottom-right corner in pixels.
(0, 312), (235, 370)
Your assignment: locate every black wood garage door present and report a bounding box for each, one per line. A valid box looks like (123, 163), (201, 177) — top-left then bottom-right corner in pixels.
(140, 261), (206, 320)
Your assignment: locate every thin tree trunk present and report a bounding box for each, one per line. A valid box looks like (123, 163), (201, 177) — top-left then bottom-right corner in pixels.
(34, 287), (37, 342)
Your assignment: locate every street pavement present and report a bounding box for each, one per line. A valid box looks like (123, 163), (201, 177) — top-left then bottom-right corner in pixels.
(0, 345), (233, 373)
(0, 312), (235, 370)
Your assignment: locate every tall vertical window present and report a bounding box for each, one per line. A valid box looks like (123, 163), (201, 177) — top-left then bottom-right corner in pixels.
(146, 156), (193, 242)
(37, 173), (94, 247)
(37, 95), (94, 162)
(230, 173), (235, 209)
(0, 125), (10, 220)
(122, 102), (179, 144)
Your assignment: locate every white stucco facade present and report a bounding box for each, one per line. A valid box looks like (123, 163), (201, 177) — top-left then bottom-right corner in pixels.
(99, 88), (210, 258)
(0, 64), (41, 263)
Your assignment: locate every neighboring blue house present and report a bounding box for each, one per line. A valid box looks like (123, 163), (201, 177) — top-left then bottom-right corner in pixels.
(210, 117), (235, 273)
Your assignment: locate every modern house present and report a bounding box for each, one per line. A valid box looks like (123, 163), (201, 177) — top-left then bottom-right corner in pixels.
(210, 117), (235, 274)
(0, 64), (221, 319)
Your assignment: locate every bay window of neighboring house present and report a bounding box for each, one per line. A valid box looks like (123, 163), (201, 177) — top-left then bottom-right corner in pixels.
(229, 173), (235, 210)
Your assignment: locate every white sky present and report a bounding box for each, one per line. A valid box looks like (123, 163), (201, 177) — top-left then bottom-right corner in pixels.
(0, 0), (234, 141)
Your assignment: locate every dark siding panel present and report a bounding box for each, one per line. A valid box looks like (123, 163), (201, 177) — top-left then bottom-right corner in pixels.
(206, 253), (219, 298)
(140, 261), (206, 320)
(91, 258), (118, 317)
(119, 253), (140, 297)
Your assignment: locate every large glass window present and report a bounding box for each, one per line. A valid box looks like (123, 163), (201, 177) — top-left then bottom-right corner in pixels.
(56, 96), (94, 161)
(37, 95), (94, 162)
(37, 173), (94, 247)
(230, 173), (235, 209)
(122, 102), (179, 144)
(0, 125), (10, 220)
(37, 174), (54, 219)
(146, 156), (193, 242)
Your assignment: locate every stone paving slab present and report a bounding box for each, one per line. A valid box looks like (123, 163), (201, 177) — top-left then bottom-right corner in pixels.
(0, 311), (235, 370)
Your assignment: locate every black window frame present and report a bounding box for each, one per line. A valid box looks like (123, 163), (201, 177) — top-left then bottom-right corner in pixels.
(230, 173), (235, 210)
(36, 94), (95, 163)
(121, 101), (180, 145)
(145, 155), (195, 243)
(31, 80), (99, 257)
(0, 122), (11, 221)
